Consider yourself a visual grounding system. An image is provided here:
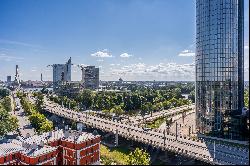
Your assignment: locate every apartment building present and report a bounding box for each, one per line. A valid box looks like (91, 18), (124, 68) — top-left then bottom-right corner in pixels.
(0, 129), (101, 165)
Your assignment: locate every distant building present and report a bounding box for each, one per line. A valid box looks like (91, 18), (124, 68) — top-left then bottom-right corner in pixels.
(7, 76), (11, 83)
(118, 78), (123, 84)
(55, 81), (83, 98)
(14, 65), (20, 84)
(52, 57), (72, 89)
(41, 73), (43, 82)
(0, 129), (101, 165)
(81, 66), (99, 90)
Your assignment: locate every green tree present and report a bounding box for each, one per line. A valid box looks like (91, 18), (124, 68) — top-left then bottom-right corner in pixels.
(153, 102), (163, 112)
(0, 88), (10, 99)
(35, 92), (44, 110)
(76, 90), (93, 109)
(244, 89), (249, 109)
(142, 102), (153, 117)
(0, 102), (18, 136)
(18, 91), (53, 134)
(127, 148), (150, 165)
(188, 90), (195, 103)
(39, 121), (53, 133)
(102, 109), (111, 116)
(1, 97), (12, 112)
(163, 100), (171, 109)
(110, 105), (124, 116)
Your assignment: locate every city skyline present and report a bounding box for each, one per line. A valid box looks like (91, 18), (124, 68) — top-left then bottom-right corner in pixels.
(0, 0), (249, 81)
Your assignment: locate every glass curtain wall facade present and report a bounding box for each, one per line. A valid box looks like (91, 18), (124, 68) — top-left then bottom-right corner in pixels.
(195, 0), (245, 140)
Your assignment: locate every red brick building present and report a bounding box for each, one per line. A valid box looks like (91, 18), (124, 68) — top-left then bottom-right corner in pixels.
(0, 129), (101, 165)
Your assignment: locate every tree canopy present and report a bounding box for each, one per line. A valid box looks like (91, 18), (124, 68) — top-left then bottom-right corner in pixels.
(0, 96), (18, 136)
(127, 148), (150, 165)
(18, 91), (53, 134)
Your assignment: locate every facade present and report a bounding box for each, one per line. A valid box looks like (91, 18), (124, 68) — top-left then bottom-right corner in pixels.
(55, 81), (83, 98)
(7, 76), (11, 83)
(81, 66), (99, 90)
(195, 0), (246, 140)
(0, 129), (101, 165)
(52, 57), (72, 88)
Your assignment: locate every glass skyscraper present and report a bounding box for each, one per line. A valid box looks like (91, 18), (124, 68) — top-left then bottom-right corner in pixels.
(195, 0), (246, 140)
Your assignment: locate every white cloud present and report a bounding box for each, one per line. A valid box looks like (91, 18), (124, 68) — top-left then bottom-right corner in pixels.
(110, 63), (120, 66)
(178, 49), (195, 57)
(120, 53), (133, 58)
(109, 62), (195, 81)
(0, 55), (24, 61)
(0, 39), (42, 48)
(31, 67), (37, 72)
(97, 59), (104, 62)
(91, 49), (112, 58)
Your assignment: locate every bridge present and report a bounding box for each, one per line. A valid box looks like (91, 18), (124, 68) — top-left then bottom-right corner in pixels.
(29, 95), (249, 165)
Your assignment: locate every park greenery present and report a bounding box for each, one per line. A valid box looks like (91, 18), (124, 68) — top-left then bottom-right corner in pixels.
(48, 85), (192, 117)
(17, 91), (53, 134)
(127, 148), (151, 165)
(100, 145), (130, 165)
(145, 116), (170, 129)
(0, 95), (18, 136)
(100, 145), (150, 165)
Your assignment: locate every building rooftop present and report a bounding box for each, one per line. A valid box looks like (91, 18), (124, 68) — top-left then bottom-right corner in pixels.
(0, 129), (100, 158)
(0, 142), (24, 157)
(22, 145), (56, 157)
(23, 129), (98, 145)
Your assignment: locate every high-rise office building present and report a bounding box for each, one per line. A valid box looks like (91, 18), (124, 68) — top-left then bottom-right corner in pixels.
(195, 0), (245, 140)
(81, 66), (99, 90)
(7, 76), (11, 83)
(52, 57), (71, 88)
(14, 65), (20, 84)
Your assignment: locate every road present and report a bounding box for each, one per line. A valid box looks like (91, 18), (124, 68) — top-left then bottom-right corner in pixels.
(26, 94), (248, 165)
(11, 96), (35, 137)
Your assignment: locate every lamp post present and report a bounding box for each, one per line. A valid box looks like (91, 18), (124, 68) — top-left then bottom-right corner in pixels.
(175, 122), (178, 140)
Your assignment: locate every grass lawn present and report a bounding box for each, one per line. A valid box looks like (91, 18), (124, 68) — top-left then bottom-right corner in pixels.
(145, 117), (168, 129)
(100, 144), (130, 165)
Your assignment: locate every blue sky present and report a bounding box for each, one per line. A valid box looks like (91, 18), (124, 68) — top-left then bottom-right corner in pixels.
(0, 0), (249, 81)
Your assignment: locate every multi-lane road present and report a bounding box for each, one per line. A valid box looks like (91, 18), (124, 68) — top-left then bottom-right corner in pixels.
(11, 95), (35, 137)
(27, 95), (248, 165)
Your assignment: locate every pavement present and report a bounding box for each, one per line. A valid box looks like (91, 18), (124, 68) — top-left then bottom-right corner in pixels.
(159, 111), (196, 137)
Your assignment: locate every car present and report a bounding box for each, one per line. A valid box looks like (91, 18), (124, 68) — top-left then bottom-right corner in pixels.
(143, 127), (151, 131)
(15, 106), (20, 111)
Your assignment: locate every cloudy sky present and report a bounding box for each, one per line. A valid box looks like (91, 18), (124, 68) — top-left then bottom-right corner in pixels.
(0, 0), (249, 81)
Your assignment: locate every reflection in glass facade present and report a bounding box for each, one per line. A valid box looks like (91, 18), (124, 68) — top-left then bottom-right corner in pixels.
(195, 0), (246, 140)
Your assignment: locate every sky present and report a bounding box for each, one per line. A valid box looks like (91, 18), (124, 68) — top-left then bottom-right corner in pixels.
(0, 0), (249, 81)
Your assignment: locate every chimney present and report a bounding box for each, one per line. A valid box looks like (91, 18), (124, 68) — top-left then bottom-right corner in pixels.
(40, 141), (44, 147)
